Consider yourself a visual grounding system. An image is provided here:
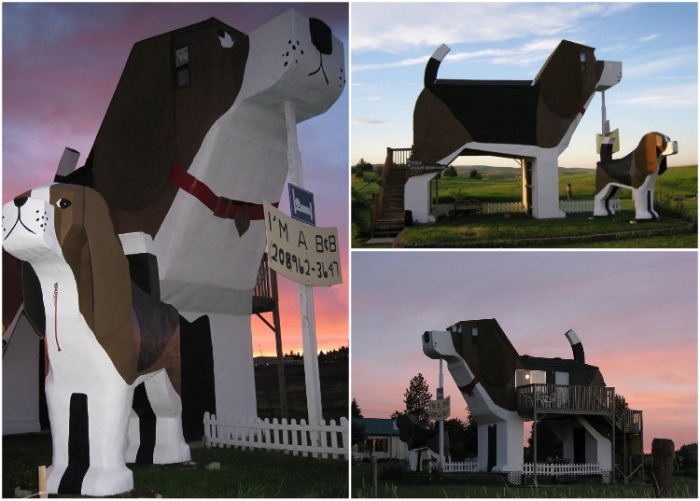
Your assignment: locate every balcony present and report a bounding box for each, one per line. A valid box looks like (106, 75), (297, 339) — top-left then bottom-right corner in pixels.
(517, 384), (615, 416)
(516, 384), (643, 434)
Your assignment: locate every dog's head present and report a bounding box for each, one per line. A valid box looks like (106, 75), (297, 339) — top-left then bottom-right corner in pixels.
(535, 40), (621, 119)
(634, 132), (678, 176)
(423, 319), (522, 412)
(2, 185), (131, 337)
(85, 9), (345, 220)
(239, 9), (345, 121)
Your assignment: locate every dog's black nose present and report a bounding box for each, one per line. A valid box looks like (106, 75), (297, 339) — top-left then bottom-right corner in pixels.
(13, 196), (28, 208)
(309, 18), (332, 55)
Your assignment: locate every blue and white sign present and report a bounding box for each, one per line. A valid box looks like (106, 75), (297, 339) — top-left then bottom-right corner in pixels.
(288, 183), (315, 226)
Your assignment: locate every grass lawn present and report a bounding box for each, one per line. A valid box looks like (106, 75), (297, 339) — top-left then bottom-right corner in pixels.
(397, 211), (696, 248)
(3, 432), (348, 498)
(3, 361), (349, 497)
(353, 166), (698, 248)
(351, 463), (698, 498)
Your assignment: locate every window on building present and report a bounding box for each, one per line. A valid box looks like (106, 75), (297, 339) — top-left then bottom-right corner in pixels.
(175, 46), (190, 87)
(363, 437), (389, 454)
(579, 52), (587, 72)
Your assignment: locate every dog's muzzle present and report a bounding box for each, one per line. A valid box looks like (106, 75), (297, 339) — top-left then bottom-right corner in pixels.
(596, 60), (622, 91)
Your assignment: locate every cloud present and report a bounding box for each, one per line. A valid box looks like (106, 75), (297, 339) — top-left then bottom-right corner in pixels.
(615, 83), (697, 109)
(352, 3), (634, 53)
(353, 117), (390, 125)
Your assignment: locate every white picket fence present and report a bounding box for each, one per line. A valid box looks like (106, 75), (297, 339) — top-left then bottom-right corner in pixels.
(523, 462), (602, 476)
(443, 458), (479, 473)
(482, 202), (524, 214)
(561, 199), (620, 214)
(203, 412), (348, 460)
(479, 200), (621, 215)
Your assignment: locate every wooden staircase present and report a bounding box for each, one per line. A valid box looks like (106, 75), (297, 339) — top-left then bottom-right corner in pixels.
(372, 167), (407, 238)
(370, 147), (447, 239)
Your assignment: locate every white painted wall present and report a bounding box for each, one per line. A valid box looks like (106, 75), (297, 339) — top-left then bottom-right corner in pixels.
(404, 172), (439, 224)
(2, 313), (41, 435)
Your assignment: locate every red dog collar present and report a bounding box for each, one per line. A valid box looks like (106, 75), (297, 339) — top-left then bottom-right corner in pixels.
(169, 165), (275, 220)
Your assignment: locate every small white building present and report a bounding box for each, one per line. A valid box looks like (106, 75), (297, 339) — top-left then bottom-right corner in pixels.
(354, 418), (408, 461)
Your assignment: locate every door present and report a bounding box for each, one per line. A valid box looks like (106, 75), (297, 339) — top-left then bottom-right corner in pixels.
(487, 424), (497, 471)
(573, 428), (586, 463)
(555, 371), (569, 407)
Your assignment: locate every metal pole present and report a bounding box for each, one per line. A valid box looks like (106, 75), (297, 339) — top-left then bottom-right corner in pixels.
(611, 388), (616, 484)
(439, 359), (444, 471)
(601, 90), (608, 135)
(284, 101), (323, 435)
(533, 412), (538, 487)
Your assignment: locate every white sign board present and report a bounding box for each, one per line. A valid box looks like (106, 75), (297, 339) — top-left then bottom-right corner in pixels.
(428, 397), (450, 421)
(263, 201), (342, 286)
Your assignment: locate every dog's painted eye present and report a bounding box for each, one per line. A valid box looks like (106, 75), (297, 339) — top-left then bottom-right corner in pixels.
(56, 199), (72, 209)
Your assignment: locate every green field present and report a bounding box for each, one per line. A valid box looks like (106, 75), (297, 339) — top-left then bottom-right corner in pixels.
(351, 462), (698, 498)
(353, 165), (698, 248)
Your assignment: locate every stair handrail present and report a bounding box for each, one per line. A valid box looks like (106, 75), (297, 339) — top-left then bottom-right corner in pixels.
(371, 147), (412, 231)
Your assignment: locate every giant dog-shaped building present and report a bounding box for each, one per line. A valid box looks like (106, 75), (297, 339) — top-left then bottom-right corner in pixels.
(39, 10), (344, 423)
(2, 9), (345, 495)
(413, 40), (621, 218)
(422, 319), (641, 482)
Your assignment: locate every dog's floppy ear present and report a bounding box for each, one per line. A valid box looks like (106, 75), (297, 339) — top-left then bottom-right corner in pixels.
(477, 326), (517, 387)
(81, 188), (132, 337)
(538, 42), (595, 118)
(635, 133), (661, 176)
(88, 35), (176, 212)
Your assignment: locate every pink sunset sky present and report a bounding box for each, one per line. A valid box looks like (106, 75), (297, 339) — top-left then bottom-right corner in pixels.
(352, 251), (698, 453)
(2, 3), (349, 356)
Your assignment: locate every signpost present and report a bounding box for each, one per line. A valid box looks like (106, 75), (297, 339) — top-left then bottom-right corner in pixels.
(275, 100), (343, 442)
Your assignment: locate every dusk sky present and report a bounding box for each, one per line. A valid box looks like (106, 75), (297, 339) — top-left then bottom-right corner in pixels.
(352, 251), (698, 453)
(352, 2), (698, 169)
(2, 2), (349, 355)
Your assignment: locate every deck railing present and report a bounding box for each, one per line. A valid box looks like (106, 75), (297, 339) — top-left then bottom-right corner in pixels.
(517, 384), (615, 415)
(617, 408), (643, 433)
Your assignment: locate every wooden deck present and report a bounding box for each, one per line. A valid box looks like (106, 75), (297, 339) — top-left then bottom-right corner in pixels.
(516, 384), (643, 434)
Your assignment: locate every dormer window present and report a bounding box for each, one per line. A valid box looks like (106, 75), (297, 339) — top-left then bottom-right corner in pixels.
(175, 46), (190, 87)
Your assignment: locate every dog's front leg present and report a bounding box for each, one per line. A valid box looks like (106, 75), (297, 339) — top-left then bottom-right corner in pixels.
(45, 378), (135, 496)
(593, 184), (619, 217)
(633, 174), (659, 220)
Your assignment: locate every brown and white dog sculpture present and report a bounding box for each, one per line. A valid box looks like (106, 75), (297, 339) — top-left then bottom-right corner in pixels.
(594, 132), (678, 220)
(54, 10), (345, 422)
(2, 184), (190, 496)
(413, 40), (621, 218)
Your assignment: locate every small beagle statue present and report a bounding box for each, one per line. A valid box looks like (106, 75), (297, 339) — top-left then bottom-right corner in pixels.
(594, 132), (678, 220)
(2, 184), (190, 496)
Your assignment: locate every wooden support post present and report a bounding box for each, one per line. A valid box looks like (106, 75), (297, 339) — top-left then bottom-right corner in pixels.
(270, 269), (288, 418)
(533, 411), (538, 487)
(38, 465), (47, 498)
(652, 438), (674, 497)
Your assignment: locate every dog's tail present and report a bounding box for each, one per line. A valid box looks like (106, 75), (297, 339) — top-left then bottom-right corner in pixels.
(424, 44), (451, 87)
(564, 329), (585, 364)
